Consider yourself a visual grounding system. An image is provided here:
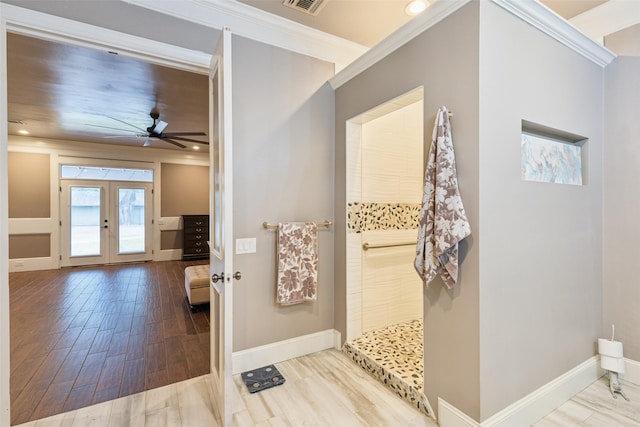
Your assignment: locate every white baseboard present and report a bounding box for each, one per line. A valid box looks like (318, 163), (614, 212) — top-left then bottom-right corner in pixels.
(9, 257), (57, 272)
(232, 329), (338, 375)
(622, 357), (640, 386)
(438, 356), (603, 427)
(439, 398), (479, 427)
(155, 249), (182, 262)
(333, 329), (342, 350)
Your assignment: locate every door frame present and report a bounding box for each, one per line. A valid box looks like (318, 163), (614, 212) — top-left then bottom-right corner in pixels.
(0, 4), (215, 423)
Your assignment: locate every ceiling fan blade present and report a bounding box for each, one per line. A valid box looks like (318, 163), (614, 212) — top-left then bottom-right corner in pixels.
(86, 124), (139, 134)
(161, 137), (186, 149)
(162, 132), (207, 136)
(104, 115), (146, 132)
(163, 135), (209, 144)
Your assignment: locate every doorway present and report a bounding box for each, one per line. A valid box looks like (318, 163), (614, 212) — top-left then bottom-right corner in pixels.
(60, 179), (153, 267)
(0, 8), (215, 425)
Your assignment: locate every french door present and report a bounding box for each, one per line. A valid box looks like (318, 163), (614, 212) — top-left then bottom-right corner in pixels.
(209, 27), (236, 427)
(60, 180), (153, 267)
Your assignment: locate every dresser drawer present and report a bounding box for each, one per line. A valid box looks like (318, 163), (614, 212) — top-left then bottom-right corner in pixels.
(184, 225), (208, 235)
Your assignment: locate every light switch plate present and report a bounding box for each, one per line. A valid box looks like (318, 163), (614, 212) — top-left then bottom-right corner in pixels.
(235, 238), (257, 254)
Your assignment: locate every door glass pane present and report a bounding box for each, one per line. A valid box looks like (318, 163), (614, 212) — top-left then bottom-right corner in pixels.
(70, 187), (101, 256)
(118, 188), (145, 254)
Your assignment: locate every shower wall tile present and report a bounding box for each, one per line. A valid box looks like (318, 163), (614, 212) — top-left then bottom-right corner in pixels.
(361, 101), (423, 204)
(346, 234), (362, 340)
(361, 230), (423, 333)
(345, 100), (424, 340)
(346, 122), (362, 202)
(347, 202), (420, 233)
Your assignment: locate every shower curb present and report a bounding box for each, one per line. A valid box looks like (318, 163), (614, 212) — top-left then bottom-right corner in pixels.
(342, 337), (432, 416)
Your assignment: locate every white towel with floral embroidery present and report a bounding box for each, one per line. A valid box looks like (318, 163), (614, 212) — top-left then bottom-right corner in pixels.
(414, 106), (470, 289)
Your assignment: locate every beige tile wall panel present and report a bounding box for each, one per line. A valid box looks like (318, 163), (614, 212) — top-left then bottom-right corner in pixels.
(346, 122), (362, 203)
(346, 234), (362, 340)
(361, 101), (423, 204)
(361, 229), (422, 333)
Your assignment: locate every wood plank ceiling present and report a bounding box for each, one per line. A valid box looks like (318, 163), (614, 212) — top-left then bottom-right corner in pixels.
(7, 33), (210, 152)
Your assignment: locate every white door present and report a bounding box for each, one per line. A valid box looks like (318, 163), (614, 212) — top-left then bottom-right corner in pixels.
(109, 182), (153, 263)
(60, 181), (108, 266)
(209, 27), (236, 427)
(60, 181), (153, 266)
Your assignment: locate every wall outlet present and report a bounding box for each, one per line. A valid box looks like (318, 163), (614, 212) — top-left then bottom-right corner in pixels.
(235, 238), (257, 254)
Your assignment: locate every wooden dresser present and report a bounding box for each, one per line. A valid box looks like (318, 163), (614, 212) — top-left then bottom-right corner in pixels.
(182, 214), (209, 260)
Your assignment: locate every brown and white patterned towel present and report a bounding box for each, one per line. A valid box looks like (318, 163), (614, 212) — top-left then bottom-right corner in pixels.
(276, 222), (318, 305)
(414, 106), (471, 289)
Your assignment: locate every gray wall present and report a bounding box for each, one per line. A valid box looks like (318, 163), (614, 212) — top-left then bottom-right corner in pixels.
(478, 2), (604, 420)
(335, 2), (481, 419)
(603, 57), (640, 362)
(231, 35), (335, 351)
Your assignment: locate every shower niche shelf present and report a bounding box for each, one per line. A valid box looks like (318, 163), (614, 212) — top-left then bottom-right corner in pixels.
(521, 120), (588, 186)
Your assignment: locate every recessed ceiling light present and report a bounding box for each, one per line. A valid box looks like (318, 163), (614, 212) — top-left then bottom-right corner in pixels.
(405, 0), (429, 16)
(193, 145), (200, 150)
(18, 129), (29, 135)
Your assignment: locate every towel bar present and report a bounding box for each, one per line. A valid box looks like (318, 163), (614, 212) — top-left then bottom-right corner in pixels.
(362, 241), (416, 251)
(263, 220), (332, 230)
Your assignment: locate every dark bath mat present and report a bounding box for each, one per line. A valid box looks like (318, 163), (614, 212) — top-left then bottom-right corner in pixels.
(241, 364), (285, 393)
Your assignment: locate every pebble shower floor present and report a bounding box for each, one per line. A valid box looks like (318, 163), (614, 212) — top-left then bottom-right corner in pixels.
(342, 319), (432, 416)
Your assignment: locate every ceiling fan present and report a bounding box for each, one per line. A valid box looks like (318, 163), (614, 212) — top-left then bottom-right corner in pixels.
(91, 107), (208, 149)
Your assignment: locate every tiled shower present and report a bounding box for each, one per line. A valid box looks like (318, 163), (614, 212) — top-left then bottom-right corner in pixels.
(344, 89), (431, 415)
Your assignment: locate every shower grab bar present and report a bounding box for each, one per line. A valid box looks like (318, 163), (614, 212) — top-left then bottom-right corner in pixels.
(362, 241), (416, 251)
(263, 220), (332, 230)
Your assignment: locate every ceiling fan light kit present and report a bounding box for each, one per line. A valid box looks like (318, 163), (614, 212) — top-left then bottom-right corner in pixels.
(148, 119), (168, 135)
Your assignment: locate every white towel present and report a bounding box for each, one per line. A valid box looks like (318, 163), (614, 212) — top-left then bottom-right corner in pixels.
(276, 222), (319, 305)
(414, 106), (470, 289)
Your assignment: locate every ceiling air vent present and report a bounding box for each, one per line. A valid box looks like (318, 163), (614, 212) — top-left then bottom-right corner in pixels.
(282, 0), (327, 16)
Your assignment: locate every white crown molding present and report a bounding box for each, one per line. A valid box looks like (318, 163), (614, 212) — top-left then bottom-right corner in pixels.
(122, 0), (367, 71)
(331, 0), (617, 90)
(570, 0), (640, 46)
(0, 3), (211, 73)
(491, 0), (616, 68)
(330, 0), (472, 89)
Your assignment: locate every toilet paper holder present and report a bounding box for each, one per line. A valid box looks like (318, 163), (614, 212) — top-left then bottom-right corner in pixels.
(598, 325), (630, 401)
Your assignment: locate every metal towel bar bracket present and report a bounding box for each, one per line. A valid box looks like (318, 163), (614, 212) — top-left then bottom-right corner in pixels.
(262, 220), (332, 230)
(362, 241), (416, 251)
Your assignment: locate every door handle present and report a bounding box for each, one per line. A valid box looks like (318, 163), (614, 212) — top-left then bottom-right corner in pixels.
(232, 272), (241, 280)
(211, 273), (224, 283)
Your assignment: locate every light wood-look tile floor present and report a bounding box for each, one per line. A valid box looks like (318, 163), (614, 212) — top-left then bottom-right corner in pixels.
(14, 349), (438, 427)
(534, 376), (640, 426)
(14, 352), (640, 426)
(15, 350), (640, 427)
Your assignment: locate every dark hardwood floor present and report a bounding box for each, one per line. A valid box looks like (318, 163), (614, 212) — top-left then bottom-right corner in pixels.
(9, 260), (210, 425)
